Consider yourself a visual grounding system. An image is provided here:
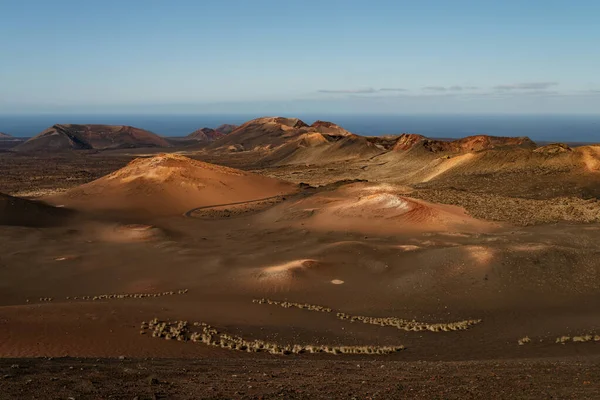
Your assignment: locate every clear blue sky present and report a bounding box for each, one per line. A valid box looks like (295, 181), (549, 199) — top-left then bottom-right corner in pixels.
(1, 0), (599, 114)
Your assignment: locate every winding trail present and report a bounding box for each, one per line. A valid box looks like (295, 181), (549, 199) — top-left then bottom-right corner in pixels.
(183, 195), (285, 218)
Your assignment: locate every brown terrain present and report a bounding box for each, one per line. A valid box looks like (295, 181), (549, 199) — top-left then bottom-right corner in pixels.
(1, 116), (600, 398)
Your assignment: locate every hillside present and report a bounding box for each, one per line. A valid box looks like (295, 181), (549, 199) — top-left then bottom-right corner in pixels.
(0, 132), (12, 138)
(14, 124), (170, 152)
(0, 192), (74, 227)
(260, 132), (381, 165)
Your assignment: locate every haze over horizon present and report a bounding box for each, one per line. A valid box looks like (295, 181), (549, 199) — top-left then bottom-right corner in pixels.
(1, 0), (600, 115)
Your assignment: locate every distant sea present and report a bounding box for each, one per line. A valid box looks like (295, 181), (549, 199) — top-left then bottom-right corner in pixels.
(1, 114), (599, 143)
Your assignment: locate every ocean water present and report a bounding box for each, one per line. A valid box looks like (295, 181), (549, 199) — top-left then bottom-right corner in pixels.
(1, 114), (599, 143)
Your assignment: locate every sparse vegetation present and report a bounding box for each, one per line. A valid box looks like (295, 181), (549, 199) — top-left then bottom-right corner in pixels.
(142, 318), (405, 356)
(28, 289), (188, 304)
(253, 298), (481, 332)
(518, 336), (531, 345)
(252, 298), (332, 312)
(514, 333), (600, 345)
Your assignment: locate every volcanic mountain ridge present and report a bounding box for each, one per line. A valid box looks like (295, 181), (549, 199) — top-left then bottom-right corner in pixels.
(392, 133), (536, 153)
(14, 124), (170, 152)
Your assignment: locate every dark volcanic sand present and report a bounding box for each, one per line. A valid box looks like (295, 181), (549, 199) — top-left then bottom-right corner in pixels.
(2, 358), (599, 399)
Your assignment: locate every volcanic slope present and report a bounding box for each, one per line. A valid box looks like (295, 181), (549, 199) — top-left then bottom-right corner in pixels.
(46, 154), (297, 216)
(258, 182), (496, 234)
(0, 192), (74, 227)
(14, 124), (170, 152)
(392, 133), (536, 154)
(0, 132), (12, 138)
(367, 139), (600, 189)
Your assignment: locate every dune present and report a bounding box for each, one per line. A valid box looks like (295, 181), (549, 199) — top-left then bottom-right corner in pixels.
(45, 154), (296, 216)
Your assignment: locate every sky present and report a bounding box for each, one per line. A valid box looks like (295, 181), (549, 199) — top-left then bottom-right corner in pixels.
(1, 0), (600, 115)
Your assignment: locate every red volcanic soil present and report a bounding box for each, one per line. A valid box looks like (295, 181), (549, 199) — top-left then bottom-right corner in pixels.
(259, 182), (496, 234)
(393, 133), (536, 153)
(14, 124), (170, 152)
(46, 153), (297, 216)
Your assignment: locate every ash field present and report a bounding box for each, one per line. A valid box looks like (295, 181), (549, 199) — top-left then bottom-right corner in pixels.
(1, 117), (600, 399)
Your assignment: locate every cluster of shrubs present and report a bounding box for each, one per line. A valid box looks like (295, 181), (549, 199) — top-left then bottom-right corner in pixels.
(556, 334), (600, 344)
(518, 336), (532, 345)
(39, 297), (53, 302)
(252, 298), (332, 313)
(141, 318), (405, 356)
(517, 334), (600, 345)
(251, 298), (481, 333)
(65, 289), (188, 301)
(336, 312), (482, 332)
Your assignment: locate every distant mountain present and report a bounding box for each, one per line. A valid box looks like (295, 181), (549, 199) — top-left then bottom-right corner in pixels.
(186, 127), (226, 142)
(14, 124), (170, 152)
(215, 124), (238, 134)
(205, 117), (378, 165)
(210, 117), (353, 151)
(0, 132), (26, 151)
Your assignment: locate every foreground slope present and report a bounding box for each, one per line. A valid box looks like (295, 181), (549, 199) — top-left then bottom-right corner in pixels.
(14, 124), (170, 152)
(46, 154), (296, 216)
(0, 192), (73, 227)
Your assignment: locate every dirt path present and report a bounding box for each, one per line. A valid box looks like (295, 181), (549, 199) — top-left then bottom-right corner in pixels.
(183, 195), (285, 217)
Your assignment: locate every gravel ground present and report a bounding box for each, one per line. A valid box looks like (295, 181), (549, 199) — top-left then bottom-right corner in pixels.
(1, 357), (599, 399)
